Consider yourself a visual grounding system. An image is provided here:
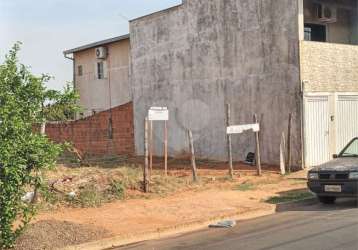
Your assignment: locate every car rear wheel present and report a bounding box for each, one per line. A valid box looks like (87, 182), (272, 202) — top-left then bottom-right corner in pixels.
(318, 196), (336, 204)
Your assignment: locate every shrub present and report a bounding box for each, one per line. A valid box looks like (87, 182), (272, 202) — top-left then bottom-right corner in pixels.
(0, 44), (78, 248)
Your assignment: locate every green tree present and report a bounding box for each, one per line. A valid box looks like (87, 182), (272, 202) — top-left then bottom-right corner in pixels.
(0, 43), (79, 248)
(41, 83), (81, 133)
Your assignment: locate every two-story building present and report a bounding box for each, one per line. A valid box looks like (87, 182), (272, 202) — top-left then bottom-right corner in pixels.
(63, 34), (131, 117)
(300, 0), (358, 167)
(64, 0), (358, 167)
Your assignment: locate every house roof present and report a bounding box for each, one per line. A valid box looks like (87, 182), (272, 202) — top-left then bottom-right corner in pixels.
(63, 34), (130, 55)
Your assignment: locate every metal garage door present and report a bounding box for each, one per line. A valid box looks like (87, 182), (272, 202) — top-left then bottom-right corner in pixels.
(304, 96), (330, 167)
(336, 95), (358, 153)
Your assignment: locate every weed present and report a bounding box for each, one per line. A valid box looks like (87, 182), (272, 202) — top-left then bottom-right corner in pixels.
(120, 166), (142, 190)
(266, 190), (313, 204)
(39, 185), (62, 206)
(71, 184), (103, 208)
(234, 183), (256, 191)
(108, 180), (125, 200)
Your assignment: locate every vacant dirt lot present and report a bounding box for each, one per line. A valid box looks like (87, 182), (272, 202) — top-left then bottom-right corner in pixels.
(12, 159), (309, 250)
(12, 220), (111, 250)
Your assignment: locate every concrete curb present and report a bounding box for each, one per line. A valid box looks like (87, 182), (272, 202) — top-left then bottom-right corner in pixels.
(59, 198), (318, 250)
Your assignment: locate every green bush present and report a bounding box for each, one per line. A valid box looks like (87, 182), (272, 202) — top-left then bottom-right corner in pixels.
(0, 44), (78, 248)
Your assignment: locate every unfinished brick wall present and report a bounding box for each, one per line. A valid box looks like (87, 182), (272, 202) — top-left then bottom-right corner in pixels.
(45, 102), (134, 157)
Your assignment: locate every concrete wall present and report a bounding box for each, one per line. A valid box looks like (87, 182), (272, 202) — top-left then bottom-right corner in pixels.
(300, 41), (358, 92)
(130, 0), (302, 165)
(303, 0), (358, 44)
(74, 39), (131, 117)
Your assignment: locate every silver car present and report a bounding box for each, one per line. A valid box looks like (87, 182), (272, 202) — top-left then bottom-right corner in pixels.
(307, 137), (358, 204)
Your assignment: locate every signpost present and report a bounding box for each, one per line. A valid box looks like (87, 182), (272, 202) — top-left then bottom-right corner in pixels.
(226, 124), (260, 135)
(253, 114), (262, 176)
(226, 114), (262, 176)
(148, 107), (169, 121)
(148, 107), (169, 176)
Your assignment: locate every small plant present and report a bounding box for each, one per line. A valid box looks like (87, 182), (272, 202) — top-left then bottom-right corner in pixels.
(234, 183), (256, 191)
(39, 184), (62, 206)
(75, 185), (103, 208)
(266, 190), (314, 204)
(108, 180), (125, 200)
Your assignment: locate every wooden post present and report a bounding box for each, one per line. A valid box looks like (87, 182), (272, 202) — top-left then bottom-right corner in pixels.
(253, 114), (262, 176)
(280, 132), (286, 175)
(149, 120), (153, 179)
(33, 121), (47, 203)
(226, 104), (234, 179)
(164, 120), (168, 176)
(286, 113), (292, 174)
(144, 118), (149, 193)
(188, 130), (198, 182)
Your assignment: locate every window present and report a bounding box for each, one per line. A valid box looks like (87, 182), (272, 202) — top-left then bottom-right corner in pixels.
(304, 27), (311, 41)
(304, 23), (326, 42)
(97, 62), (104, 79)
(340, 139), (358, 157)
(78, 65), (83, 76)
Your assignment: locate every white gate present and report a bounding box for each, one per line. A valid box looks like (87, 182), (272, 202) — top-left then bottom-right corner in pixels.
(304, 96), (330, 167)
(336, 95), (358, 153)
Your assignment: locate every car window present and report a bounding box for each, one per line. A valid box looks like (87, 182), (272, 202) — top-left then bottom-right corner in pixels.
(340, 138), (358, 157)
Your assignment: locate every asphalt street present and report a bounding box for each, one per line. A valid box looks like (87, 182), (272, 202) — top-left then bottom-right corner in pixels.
(116, 199), (358, 250)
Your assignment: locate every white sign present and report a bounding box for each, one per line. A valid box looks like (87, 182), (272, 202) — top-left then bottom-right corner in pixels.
(148, 107), (169, 121)
(227, 123), (260, 134)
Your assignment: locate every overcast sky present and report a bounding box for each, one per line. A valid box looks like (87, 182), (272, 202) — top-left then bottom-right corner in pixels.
(0, 0), (181, 90)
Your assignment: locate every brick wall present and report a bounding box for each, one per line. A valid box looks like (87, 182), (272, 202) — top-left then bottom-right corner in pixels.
(45, 102), (134, 157)
(300, 41), (358, 92)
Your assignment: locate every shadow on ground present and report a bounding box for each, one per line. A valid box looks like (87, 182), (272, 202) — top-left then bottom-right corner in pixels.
(276, 195), (358, 213)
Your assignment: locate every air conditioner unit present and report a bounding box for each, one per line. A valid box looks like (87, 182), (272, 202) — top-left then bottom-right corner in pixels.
(316, 3), (337, 23)
(95, 47), (107, 59)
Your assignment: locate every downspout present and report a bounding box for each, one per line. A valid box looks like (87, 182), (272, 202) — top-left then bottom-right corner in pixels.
(64, 53), (77, 119)
(298, 0), (305, 170)
(64, 53), (75, 90)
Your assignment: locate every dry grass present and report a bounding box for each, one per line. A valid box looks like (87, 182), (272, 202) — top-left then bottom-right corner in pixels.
(38, 161), (306, 210)
(40, 164), (202, 209)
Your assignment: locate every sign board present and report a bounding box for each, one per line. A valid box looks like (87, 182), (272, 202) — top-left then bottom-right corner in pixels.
(227, 123), (260, 135)
(148, 107), (169, 121)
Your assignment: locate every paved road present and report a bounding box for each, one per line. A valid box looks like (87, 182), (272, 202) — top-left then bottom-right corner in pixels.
(116, 199), (358, 250)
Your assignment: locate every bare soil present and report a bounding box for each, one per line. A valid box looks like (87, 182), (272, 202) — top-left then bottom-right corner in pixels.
(11, 220), (111, 250)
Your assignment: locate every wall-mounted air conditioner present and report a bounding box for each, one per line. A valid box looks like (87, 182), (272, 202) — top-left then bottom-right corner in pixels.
(316, 3), (337, 23)
(95, 47), (107, 59)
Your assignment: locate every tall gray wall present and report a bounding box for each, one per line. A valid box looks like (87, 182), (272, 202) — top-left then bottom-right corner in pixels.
(130, 0), (302, 165)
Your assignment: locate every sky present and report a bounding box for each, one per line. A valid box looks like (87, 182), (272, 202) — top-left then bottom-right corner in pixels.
(0, 0), (182, 90)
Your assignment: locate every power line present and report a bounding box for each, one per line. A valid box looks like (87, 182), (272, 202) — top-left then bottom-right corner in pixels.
(118, 12), (130, 21)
